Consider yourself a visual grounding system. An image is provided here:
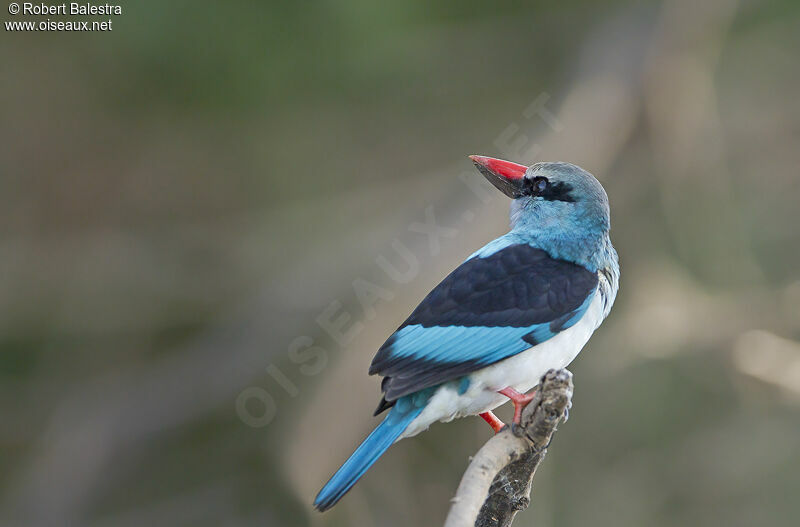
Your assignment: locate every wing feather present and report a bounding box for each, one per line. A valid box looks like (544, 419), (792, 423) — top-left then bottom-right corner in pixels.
(370, 244), (597, 404)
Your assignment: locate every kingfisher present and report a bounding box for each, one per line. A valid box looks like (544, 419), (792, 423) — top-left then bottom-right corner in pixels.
(314, 156), (619, 511)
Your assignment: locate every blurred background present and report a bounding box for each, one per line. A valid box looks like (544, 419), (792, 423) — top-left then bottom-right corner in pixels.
(2, 1), (799, 526)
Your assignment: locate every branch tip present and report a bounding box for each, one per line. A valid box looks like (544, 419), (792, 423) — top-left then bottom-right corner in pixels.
(443, 369), (574, 527)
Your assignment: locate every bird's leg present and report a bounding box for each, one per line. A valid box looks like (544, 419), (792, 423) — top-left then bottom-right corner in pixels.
(498, 387), (537, 425)
(479, 411), (505, 433)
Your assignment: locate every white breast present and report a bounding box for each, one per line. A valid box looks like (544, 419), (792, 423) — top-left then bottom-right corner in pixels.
(400, 291), (606, 439)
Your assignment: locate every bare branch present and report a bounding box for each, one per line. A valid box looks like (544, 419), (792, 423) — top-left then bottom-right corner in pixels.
(444, 369), (574, 527)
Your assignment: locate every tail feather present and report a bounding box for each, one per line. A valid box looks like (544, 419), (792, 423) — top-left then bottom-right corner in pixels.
(314, 405), (422, 511)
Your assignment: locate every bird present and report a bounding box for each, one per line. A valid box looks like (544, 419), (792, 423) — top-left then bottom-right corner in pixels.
(314, 155), (619, 511)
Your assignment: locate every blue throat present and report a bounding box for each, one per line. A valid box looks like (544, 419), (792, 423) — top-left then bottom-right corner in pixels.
(471, 227), (616, 272)
(471, 203), (617, 272)
(511, 195), (615, 271)
(516, 229), (616, 272)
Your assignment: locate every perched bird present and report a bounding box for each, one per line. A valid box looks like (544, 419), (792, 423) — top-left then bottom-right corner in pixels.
(314, 156), (619, 511)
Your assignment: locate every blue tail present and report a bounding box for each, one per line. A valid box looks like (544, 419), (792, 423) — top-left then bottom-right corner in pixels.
(314, 403), (423, 511)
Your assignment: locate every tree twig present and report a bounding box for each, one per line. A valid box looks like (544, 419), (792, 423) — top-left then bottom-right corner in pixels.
(444, 369), (574, 527)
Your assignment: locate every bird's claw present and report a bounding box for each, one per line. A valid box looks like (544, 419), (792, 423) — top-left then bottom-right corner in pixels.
(511, 422), (525, 437)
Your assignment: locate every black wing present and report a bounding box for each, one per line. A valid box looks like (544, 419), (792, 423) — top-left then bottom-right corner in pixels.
(370, 244), (598, 409)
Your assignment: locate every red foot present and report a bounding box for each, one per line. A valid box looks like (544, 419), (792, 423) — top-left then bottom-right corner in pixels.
(498, 387), (536, 425)
(479, 411), (505, 433)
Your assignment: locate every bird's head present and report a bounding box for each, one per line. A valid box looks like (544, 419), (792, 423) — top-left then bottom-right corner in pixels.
(469, 155), (610, 240)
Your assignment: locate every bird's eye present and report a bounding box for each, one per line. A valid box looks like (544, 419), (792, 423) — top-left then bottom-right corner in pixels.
(530, 177), (548, 195)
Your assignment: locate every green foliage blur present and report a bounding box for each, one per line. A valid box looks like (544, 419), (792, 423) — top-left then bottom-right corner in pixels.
(2, 1), (800, 526)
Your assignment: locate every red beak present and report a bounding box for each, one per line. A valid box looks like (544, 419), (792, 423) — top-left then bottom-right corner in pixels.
(469, 155), (529, 198)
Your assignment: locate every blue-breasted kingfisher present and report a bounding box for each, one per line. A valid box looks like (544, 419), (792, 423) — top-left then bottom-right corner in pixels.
(314, 156), (619, 511)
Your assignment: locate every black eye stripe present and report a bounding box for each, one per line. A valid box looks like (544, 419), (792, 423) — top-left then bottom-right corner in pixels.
(523, 177), (575, 202)
(523, 176), (548, 195)
(542, 181), (575, 202)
